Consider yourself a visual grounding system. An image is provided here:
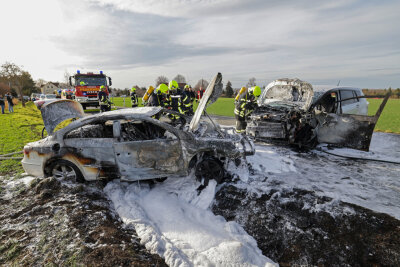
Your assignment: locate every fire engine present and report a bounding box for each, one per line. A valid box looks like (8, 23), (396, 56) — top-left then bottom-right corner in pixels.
(69, 70), (112, 109)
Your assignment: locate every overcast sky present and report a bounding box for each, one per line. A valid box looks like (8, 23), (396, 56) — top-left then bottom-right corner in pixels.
(0, 0), (399, 89)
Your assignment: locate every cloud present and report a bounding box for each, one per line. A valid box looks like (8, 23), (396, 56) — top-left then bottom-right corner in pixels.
(2, 0), (399, 88)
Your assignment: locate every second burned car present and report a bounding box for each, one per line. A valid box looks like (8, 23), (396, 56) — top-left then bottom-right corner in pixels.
(246, 78), (389, 151)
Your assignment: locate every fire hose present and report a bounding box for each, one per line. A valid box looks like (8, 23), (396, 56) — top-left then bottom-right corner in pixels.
(0, 151), (23, 160)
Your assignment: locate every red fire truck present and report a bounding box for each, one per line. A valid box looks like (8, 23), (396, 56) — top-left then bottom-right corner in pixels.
(69, 70), (112, 110)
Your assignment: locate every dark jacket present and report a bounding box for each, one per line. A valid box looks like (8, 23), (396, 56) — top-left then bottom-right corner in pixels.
(130, 92), (138, 107)
(98, 91), (109, 105)
(0, 96), (4, 105)
(6, 95), (13, 106)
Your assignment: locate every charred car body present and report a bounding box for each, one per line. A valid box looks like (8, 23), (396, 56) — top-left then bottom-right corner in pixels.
(22, 73), (254, 184)
(246, 78), (389, 151)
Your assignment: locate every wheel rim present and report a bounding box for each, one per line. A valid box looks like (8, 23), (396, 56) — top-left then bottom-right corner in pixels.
(52, 164), (77, 180)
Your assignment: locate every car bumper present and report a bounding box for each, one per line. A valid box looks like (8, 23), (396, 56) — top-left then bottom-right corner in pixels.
(21, 160), (44, 177)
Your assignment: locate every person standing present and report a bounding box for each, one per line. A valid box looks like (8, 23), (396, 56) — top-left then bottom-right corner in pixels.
(6, 93), (14, 113)
(130, 87), (139, 107)
(168, 80), (185, 123)
(0, 95), (5, 114)
(182, 84), (194, 115)
(98, 86), (111, 112)
(234, 86), (261, 133)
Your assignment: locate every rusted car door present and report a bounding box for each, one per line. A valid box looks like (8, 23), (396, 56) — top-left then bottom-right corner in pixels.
(113, 120), (185, 181)
(314, 93), (390, 151)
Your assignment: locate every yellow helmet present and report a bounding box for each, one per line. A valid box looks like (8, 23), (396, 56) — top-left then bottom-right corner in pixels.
(80, 81), (86, 86)
(131, 87), (136, 92)
(157, 84), (168, 94)
(184, 84), (190, 89)
(250, 86), (261, 97)
(100, 85), (106, 90)
(169, 80), (179, 90)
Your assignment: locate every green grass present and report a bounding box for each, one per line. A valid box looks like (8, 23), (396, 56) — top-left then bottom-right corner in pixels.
(0, 103), (45, 175)
(367, 99), (400, 133)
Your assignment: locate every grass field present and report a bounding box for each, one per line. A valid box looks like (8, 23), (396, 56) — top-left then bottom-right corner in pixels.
(0, 103), (44, 175)
(368, 98), (400, 133)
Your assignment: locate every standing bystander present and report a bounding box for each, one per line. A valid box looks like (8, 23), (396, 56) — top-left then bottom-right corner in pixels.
(6, 93), (14, 113)
(0, 94), (5, 114)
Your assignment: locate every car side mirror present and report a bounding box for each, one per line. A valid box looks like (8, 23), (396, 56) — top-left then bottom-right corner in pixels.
(69, 77), (72, 86)
(108, 77), (112, 86)
(113, 120), (121, 140)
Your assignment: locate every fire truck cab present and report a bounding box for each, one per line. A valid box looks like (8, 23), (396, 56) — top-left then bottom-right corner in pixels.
(69, 70), (112, 110)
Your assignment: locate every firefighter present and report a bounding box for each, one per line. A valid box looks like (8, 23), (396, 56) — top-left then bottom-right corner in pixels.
(98, 85), (111, 112)
(168, 80), (185, 123)
(234, 86), (261, 133)
(130, 86), (139, 107)
(148, 84), (169, 107)
(182, 84), (194, 115)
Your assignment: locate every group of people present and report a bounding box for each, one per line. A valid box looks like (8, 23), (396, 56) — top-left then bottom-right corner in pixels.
(0, 93), (15, 114)
(129, 80), (196, 123)
(96, 80), (262, 133)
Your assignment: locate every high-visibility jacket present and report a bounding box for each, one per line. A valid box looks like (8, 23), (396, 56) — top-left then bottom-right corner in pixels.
(147, 92), (169, 108)
(98, 91), (110, 106)
(130, 92), (138, 107)
(168, 93), (184, 119)
(234, 92), (257, 118)
(182, 91), (193, 112)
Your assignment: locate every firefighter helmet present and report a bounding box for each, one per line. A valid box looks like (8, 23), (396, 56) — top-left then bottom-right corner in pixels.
(157, 84), (168, 94)
(80, 81), (86, 86)
(100, 85), (106, 90)
(169, 80), (179, 90)
(184, 84), (190, 89)
(131, 87), (136, 92)
(249, 86), (261, 97)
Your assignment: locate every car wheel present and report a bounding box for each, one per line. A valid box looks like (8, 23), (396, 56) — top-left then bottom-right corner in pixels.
(50, 160), (84, 183)
(195, 157), (224, 186)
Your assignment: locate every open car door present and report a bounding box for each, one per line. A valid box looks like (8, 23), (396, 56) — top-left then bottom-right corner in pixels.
(40, 100), (85, 135)
(314, 92), (390, 151)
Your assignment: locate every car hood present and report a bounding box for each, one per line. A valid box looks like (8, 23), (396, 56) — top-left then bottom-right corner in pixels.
(258, 78), (314, 110)
(40, 99), (85, 135)
(189, 73), (223, 132)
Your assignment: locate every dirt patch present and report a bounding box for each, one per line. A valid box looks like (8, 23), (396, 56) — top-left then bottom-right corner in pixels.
(0, 176), (167, 266)
(212, 184), (400, 266)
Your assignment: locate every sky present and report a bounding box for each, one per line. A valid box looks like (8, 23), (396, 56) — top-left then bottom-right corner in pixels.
(0, 0), (399, 89)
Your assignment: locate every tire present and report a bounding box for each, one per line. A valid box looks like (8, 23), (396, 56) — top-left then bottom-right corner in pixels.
(195, 156), (224, 186)
(49, 159), (84, 183)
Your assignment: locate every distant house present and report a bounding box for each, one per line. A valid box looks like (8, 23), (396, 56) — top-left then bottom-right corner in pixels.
(41, 82), (60, 94)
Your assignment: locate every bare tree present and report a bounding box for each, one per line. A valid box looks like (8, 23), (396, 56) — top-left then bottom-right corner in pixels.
(194, 79), (209, 91)
(155, 76), (169, 87)
(64, 70), (71, 87)
(173, 74), (186, 83)
(0, 62), (26, 106)
(246, 77), (256, 87)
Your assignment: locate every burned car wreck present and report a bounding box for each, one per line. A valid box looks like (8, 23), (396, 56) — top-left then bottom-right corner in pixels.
(246, 78), (389, 151)
(22, 73), (254, 184)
